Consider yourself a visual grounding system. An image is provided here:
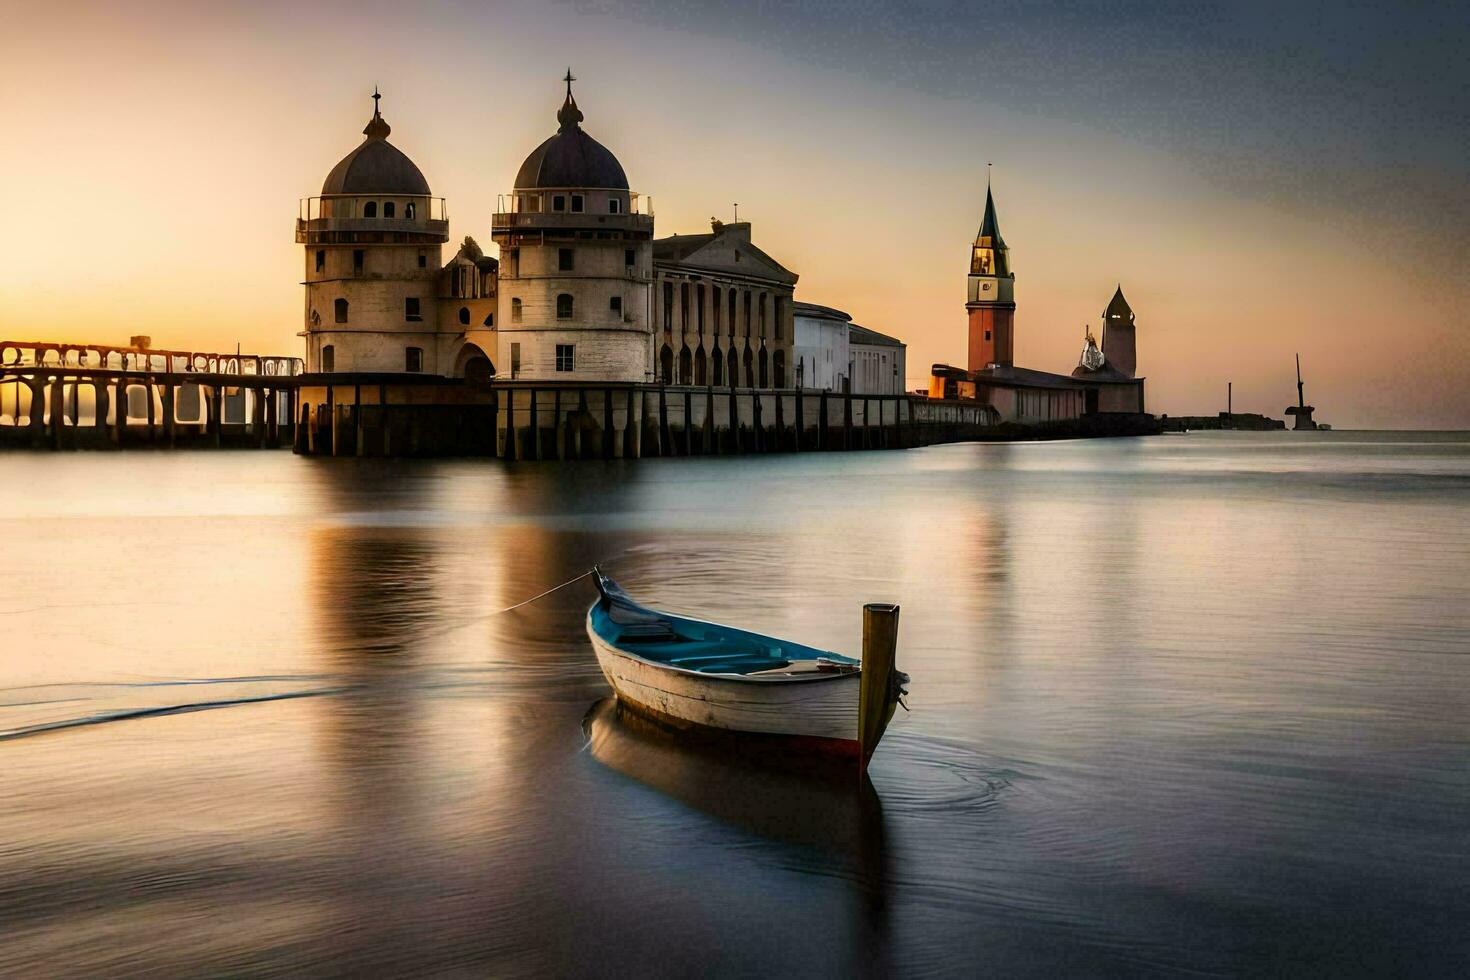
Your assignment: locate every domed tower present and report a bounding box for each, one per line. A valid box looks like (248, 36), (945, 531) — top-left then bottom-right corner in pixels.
(1101, 285), (1136, 378)
(492, 71), (654, 381)
(297, 89), (450, 374)
(966, 182), (1015, 371)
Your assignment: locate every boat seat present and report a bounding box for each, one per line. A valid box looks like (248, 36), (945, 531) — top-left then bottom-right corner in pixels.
(690, 658), (792, 675)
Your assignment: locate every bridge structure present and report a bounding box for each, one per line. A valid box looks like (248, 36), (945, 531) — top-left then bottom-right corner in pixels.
(0, 340), (303, 450)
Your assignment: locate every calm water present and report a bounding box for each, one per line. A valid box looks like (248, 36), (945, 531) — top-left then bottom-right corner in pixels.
(2, 432), (1468, 976)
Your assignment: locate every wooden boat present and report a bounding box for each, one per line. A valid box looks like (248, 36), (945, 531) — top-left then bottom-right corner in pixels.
(586, 567), (908, 766)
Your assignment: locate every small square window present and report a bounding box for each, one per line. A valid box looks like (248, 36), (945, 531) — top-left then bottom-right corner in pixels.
(571, 195), (584, 213)
(555, 344), (575, 372)
(405, 347), (423, 372)
(559, 248), (574, 271)
(610, 296), (622, 313)
(553, 195), (566, 211)
(405, 297), (422, 322)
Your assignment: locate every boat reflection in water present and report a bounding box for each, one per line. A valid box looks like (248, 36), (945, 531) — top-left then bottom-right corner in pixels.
(582, 697), (889, 873)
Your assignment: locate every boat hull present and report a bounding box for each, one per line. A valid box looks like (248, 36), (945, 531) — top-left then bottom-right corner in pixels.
(587, 619), (861, 749)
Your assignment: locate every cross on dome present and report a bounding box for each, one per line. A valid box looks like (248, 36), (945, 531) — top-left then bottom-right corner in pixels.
(556, 68), (585, 131)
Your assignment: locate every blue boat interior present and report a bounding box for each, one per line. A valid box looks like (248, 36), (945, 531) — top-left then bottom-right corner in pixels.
(590, 569), (858, 676)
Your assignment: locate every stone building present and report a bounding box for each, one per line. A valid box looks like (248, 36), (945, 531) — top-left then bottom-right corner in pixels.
(438, 237), (499, 381)
(652, 220), (797, 388)
(793, 302), (850, 391)
(491, 75), (655, 382)
(848, 323), (907, 395)
(297, 91), (459, 375)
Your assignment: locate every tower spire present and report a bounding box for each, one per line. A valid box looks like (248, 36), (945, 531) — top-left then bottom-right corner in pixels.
(978, 182), (1005, 249)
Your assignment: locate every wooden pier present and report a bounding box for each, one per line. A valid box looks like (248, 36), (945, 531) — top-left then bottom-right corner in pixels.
(292, 377), (1007, 459)
(0, 341), (301, 450)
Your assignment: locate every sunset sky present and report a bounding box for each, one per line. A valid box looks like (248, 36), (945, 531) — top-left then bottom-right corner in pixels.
(4, 0), (1467, 427)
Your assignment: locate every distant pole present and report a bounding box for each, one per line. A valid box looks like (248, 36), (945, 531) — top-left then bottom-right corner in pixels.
(1228, 381), (1232, 416)
(733, 203), (738, 223)
(1296, 353), (1305, 410)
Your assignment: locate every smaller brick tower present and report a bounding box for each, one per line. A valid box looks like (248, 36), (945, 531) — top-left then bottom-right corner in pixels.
(966, 183), (1015, 370)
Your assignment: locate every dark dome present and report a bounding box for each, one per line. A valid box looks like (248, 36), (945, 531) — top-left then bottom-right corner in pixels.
(321, 101), (430, 196)
(514, 89), (628, 190)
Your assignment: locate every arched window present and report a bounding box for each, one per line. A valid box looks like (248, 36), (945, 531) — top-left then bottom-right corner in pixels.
(695, 347), (707, 385)
(678, 345), (692, 385)
(511, 298), (523, 322)
(773, 350), (786, 389)
(556, 294), (574, 319)
(712, 347), (724, 386)
(363, 201), (377, 218)
(321, 345), (335, 372)
(459, 307), (470, 326)
(659, 345), (674, 384)
(729, 345), (740, 387)
(405, 202), (416, 219)
(334, 298), (348, 323)
(758, 347), (769, 388)
(383, 202), (396, 218)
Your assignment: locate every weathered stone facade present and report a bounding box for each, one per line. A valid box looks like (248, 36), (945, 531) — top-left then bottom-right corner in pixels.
(652, 220), (796, 388)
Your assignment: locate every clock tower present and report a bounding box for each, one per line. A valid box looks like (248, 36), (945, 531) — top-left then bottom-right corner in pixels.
(966, 183), (1015, 371)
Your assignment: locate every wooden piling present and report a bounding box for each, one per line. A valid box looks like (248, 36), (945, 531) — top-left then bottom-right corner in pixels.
(503, 387), (516, 461)
(623, 387), (638, 458)
(603, 388), (615, 459)
(794, 388), (804, 452)
(705, 386), (716, 455)
(658, 386), (670, 457)
(774, 391), (786, 452)
(819, 391), (829, 450)
(843, 390), (853, 451)
(858, 602), (902, 773)
(682, 388), (693, 456)
(535, 387), (546, 461)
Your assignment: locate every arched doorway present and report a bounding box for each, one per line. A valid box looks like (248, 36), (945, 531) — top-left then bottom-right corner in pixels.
(757, 348), (769, 388)
(712, 348), (724, 386)
(743, 347), (754, 388)
(695, 347), (707, 386)
(678, 345), (692, 385)
(729, 345), (741, 388)
(453, 343), (495, 382)
(660, 344), (674, 384)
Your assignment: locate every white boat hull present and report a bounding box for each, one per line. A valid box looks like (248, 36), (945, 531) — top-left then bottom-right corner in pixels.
(587, 621), (860, 746)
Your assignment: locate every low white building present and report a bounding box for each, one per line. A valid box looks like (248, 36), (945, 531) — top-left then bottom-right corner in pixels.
(793, 302), (850, 391)
(848, 323), (906, 395)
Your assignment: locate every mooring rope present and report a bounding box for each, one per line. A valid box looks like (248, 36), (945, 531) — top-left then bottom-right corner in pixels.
(410, 566), (601, 644)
